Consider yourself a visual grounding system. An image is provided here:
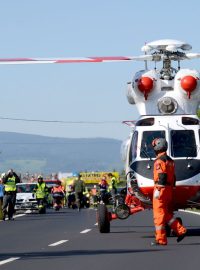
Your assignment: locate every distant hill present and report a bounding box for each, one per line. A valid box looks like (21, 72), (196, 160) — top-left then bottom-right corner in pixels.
(0, 132), (123, 174)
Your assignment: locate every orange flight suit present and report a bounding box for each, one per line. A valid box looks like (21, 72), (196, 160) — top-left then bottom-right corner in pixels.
(153, 152), (187, 245)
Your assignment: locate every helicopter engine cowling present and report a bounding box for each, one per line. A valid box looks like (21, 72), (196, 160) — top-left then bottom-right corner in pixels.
(126, 70), (159, 104)
(175, 69), (200, 99)
(180, 75), (198, 98)
(174, 69), (200, 114)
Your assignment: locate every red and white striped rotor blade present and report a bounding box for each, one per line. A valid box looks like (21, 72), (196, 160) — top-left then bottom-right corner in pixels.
(0, 55), (153, 65)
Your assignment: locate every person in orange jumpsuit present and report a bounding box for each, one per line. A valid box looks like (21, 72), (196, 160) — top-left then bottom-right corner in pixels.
(51, 181), (65, 208)
(151, 137), (187, 246)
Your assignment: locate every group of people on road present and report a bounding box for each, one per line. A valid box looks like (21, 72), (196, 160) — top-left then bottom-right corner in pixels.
(0, 139), (186, 246)
(0, 172), (67, 219)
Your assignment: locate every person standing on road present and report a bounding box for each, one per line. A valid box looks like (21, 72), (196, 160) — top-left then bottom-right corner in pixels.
(34, 175), (48, 208)
(73, 173), (85, 211)
(151, 138), (187, 246)
(98, 176), (108, 202)
(2, 169), (20, 220)
(108, 175), (117, 197)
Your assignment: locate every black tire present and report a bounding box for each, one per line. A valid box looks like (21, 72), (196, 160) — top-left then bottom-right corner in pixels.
(97, 203), (110, 233)
(115, 204), (130, 220)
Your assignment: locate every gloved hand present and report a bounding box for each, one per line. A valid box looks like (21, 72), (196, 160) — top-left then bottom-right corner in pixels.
(154, 189), (160, 199)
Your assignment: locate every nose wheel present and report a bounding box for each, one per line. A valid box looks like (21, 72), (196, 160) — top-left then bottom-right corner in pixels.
(97, 203), (110, 233)
(115, 204), (130, 219)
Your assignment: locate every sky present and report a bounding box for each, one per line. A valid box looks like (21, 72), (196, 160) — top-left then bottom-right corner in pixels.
(0, 0), (200, 140)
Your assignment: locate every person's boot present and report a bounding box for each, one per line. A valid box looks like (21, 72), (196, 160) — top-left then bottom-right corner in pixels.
(2, 212), (6, 221)
(151, 240), (167, 246)
(177, 232), (186, 243)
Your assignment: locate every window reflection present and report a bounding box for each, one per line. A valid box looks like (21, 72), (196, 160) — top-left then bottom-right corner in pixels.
(140, 131), (166, 158)
(171, 130), (197, 157)
(130, 131), (138, 163)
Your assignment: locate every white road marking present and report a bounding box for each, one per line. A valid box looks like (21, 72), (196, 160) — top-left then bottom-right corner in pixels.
(14, 214), (26, 218)
(0, 257), (20, 265)
(80, 229), (91, 234)
(0, 213), (26, 222)
(48, 240), (69, 247)
(179, 209), (200, 216)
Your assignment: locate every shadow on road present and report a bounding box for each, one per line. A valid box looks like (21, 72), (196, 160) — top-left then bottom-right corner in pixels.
(0, 248), (167, 261)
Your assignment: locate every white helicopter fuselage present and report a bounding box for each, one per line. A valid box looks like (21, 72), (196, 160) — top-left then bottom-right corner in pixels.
(123, 114), (200, 208)
(123, 39), (200, 209)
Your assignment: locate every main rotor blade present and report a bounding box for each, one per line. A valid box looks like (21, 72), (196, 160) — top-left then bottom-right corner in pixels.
(0, 55), (154, 65)
(186, 53), (200, 59)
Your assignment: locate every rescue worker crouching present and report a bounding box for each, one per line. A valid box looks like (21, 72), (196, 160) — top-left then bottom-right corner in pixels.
(151, 138), (187, 246)
(2, 169), (20, 220)
(34, 175), (48, 214)
(51, 181), (65, 209)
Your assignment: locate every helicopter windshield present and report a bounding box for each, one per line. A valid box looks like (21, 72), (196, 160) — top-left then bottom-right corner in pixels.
(171, 130), (197, 158)
(129, 131), (138, 163)
(140, 130), (166, 158)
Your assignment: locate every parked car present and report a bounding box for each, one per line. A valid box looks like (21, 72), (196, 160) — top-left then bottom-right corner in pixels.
(15, 183), (37, 211)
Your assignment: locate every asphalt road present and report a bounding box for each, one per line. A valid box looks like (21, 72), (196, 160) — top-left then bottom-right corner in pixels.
(0, 207), (200, 270)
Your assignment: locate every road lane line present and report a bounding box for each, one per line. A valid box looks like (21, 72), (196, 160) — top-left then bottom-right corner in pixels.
(179, 209), (200, 216)
(14, 214), (26, 218)
(48, 240), (69, 247)
(0, 213), (26, 222)
(0, 257), (20, 265)
(80, 229), (91, 234)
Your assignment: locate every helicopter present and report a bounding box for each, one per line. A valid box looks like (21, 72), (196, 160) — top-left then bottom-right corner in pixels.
(0, 39), (199, 233)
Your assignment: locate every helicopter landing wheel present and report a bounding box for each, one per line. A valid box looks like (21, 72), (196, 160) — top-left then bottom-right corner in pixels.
(115, 204), (130, 220)
(97, 203), (110, 233)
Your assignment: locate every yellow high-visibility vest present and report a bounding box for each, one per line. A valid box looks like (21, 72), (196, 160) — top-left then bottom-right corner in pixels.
(4, 176), (16, 192)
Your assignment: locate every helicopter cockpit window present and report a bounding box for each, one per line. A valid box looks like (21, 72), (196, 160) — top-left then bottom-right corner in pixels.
(129, 131), (138, 163)
(136, 118), (154, 126)
(171, 130), (197, 158)
(182, 117), (199, 125)
(199, 129), (200, 143)
(140, 130), (166, 158)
